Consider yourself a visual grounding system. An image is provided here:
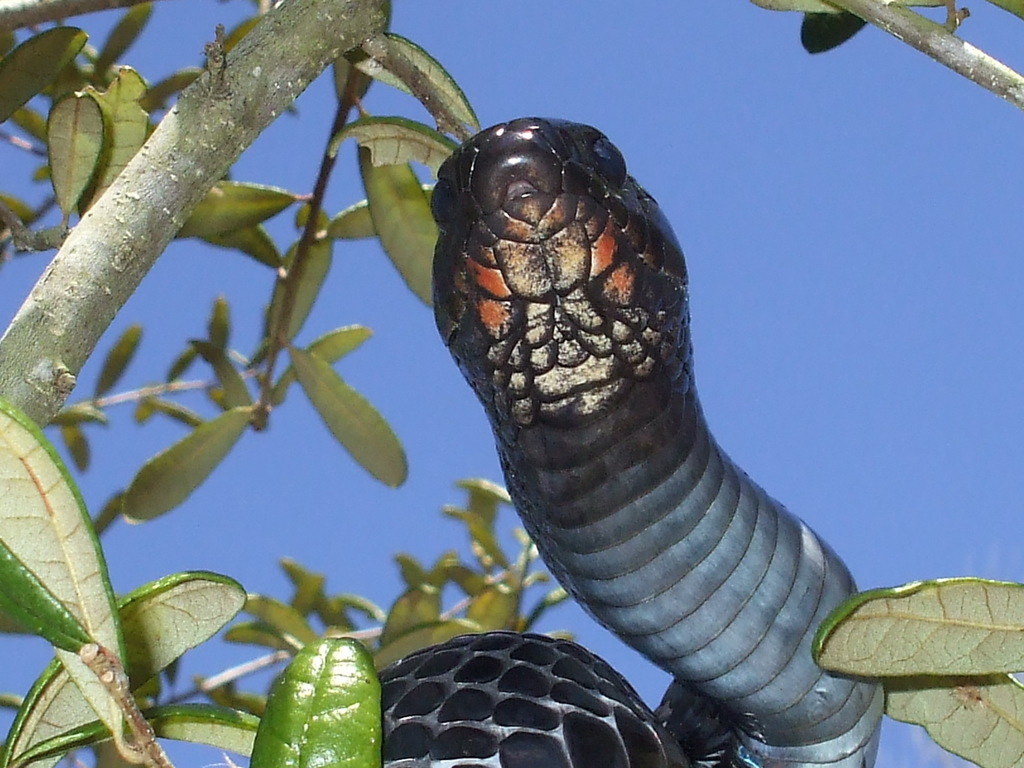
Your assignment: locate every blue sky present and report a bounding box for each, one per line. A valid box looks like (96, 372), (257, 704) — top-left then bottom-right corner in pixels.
(2, 2), (1022, 766)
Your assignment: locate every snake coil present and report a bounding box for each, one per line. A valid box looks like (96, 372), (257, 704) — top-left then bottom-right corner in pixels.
(420, 118), (882, 768)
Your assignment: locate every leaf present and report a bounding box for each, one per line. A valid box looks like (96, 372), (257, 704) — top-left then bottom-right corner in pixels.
(58, 425), (90, 472)
(11, 107), (46, 142)
(122, 406), (251, 522)
(327, 185), (433, 240)
(885, 674), (1024, 768)
(10, 704), (258, 767)
(178, 182), (295, 239)
(267, 236), (333, 342)
(465, 585), (518, 631)
(358, 148), (436, 305)
(95, 324), (142, 397)
(133, 398), (202, 428)
(250, 639), (380, 768)
(289, 346), (407, 487)
(333, 116), (456, 174)
(279, 559), (326, 617)
(51, 403), (107, 427)
(119, 572), (246, 689)
(357, 33), (478, 135)
(139, 67), (202, 113)
(223, 621), (299, 653)
(815, 578), (1024, 677)
(93, 5), (152, 79)
(0, 28), (88, 124)
(271, 326), (372, 405)
(207, 296), (230, 348)
(379, 587), (440, 646)
(47, 92), (104, 217)
(201, 224), (281, 267)
(800, 12), (868, 53)
(242, 595), (318, 647)
(190, 340), (252, 408)
(0, 398), (123, 741)
(83, 67), (150, 207)
(374, 619), (479, 670)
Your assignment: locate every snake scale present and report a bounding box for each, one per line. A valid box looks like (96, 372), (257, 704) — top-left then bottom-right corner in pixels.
(380, 118), (883, 768)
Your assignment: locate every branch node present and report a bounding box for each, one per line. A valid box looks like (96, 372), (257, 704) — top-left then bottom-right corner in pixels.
(203, 24), (230, 99)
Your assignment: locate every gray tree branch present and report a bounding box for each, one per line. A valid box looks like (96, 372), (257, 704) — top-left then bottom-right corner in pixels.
(0, 0), (160, 32)
(0, 0), (388, 425)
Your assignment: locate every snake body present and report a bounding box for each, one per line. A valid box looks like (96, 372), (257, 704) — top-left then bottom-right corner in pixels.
(420, 118), (882, 767)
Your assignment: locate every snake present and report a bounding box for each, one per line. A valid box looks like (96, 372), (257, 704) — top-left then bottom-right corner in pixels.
(381, 118), (883, 768)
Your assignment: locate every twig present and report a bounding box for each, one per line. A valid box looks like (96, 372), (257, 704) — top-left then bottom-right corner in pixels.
(0, 0), (162, 32)
(163, 650), (290, 705)
(826, 0), (1024, 111)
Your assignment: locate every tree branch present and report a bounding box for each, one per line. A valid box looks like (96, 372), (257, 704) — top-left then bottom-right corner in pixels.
(825, 0), (1024, 111)
(0, 0), (161, 32)
(0, 0), (388, 426)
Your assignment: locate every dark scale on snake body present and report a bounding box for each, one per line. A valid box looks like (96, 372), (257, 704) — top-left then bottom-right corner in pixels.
(378, 118), (883, 768)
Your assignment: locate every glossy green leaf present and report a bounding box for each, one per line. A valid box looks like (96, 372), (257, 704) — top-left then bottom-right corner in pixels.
(202, 224), (282, 267)
(271, 326), (371, 405)
(191, 340), (252, 408)
(178, 182), (295, 239)
(359, 149), (435, 305)
(133, 397), (202, 428)
(379, 587), (440, 646)
(95, 324), (142, 397)
(357, 33), (478, 134)
(10, 704), (258, 767)
(815, 578), (1024, 677)
(93, 5), (152, 79)
(243, 595), (318, 647)
(122, 406), (251, 522)
(139, 67), (202, 112)
(120, 572), (246, 688)
(374, 619), (479, 670)
(0, 398), (123, 742)
(885, 674), (1024, 768)
(0, 28), (88, 124)
(335, 116), (456, 174)
(47, 92), (104, 217)
(83, 67), (149, 207)
(251, 638), (380, 768)
(327, 185), (433, 240)
(290, 346), (407, 487)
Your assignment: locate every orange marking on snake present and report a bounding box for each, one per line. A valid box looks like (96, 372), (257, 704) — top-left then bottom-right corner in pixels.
(476, 297), (510, 334)
(591, 229), (617, 277)
(604, 262), (635, 304)
(468, 259), (511, 298)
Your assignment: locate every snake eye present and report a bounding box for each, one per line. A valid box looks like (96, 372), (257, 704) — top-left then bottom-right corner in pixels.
(591, 137), (627, 189)
(430, 177), (457, 225)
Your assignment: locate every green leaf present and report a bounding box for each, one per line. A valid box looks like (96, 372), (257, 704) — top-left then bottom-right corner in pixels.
(224, 621), (299, 653)
(0, 28), (88, 124)
(120, 572), (246, 689)
(178, 182), (295, 239)
(58, 425), (90, 472)
(166, 345), (197, 381)
(374, 619), (479, 670)
(885, 674), (1024, 768)
(207, 296), (230, 348)
(800, 12), (867, 53)
(51, 403), (107, 427)
(10, 704), (258, 767)
(279, 559), (326, 617)
(357, 33), (478, 135)
(82, 67), (150, 208)
(379, 587), (440, 646)
(289, 346), (407, 487)
(191, 340), (252, 408)
(242, 595), (319, 647)
(271, 326), (371, 406)
(0, 397), (123, 741)
(11, 107), (46, 142)
(122, 406), (251, 522)
(47, 92), (104, 217)
(358, 148), (436, 305)
(815, 578), (1024, 677)
(267, 237), (333, 342)
(201, 224), (282, 267)
(139, 67), (202, 113)
(327, 185), (434, 240)
(250, 639), (380, 768)
(93, 5), (152, 79)
(95, 324), (142, 397)
(466, 585), (518, 631)
(133, 397), (202, 428)
(334, 116), (456, 174)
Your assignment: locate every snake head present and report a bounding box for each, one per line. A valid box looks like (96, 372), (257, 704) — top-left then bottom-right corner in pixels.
(432, 118), (691, 430)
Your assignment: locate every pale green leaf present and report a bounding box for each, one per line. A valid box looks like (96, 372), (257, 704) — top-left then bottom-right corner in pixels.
(359, 149), (435, 305)
(47, 92), (104, 216)
(271, 325), (371, 406)
(333, 116), (456, 174)
(93, 5), (152, 79)
(201, 224), (282, 267)
(373, 619), (479, 670)
(379, 587), (440, 646)
(190, 340), (252, 409)
(83, 67), (149, 207)
(289, 346), (407, 487)
(250, 639), (380, 768)
(0, 28), (88, 124)
(95, 324), (142, 397)
(123, 407), (251, 522)
(242, 595), (318, 647)
(815, 578), (1024, 677)
(885, 674), (1024, 768)
(327, 185), (433, 240)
